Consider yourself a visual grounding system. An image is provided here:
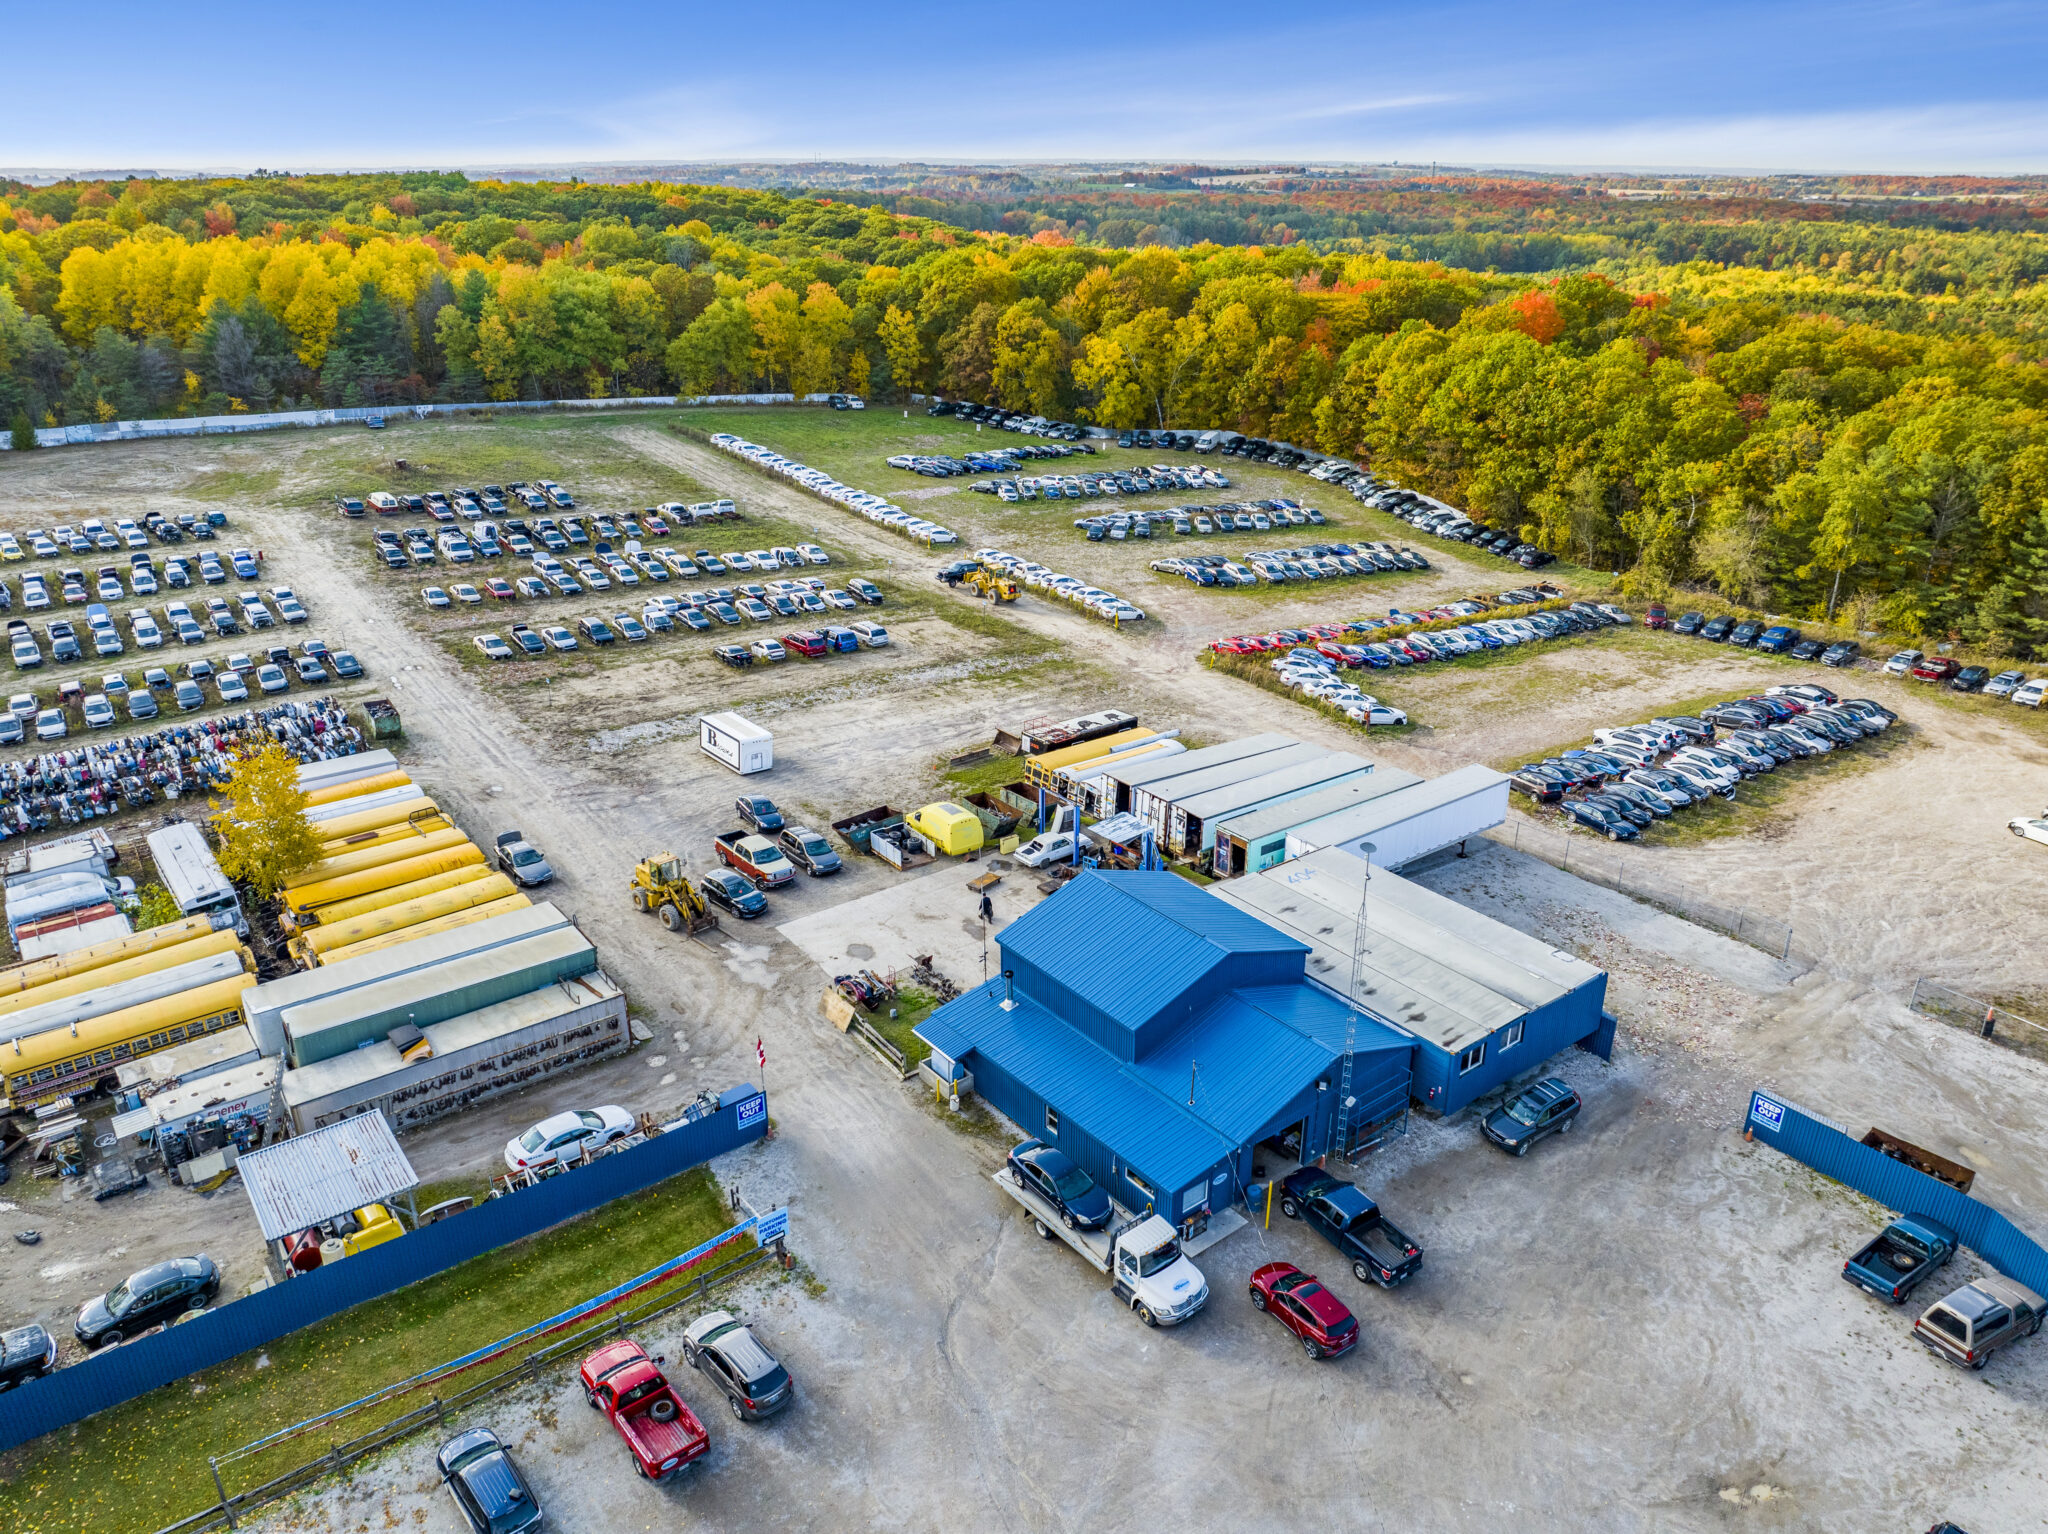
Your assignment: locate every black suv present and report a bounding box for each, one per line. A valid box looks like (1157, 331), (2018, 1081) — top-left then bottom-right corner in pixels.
(0, 1322), (58, 1390)
(1728, 620), (1766, 647)
(1482, 1077), (1582, 1156)
(1700, 615), (1735, 642)
(1821, 640), (1862, 668)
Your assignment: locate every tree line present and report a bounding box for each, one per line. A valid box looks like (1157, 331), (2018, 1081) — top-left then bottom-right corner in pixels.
(4, 172), (2048, 654)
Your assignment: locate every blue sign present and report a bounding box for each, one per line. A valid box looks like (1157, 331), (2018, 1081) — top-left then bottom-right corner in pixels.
(756, 1207), (789, 1245)
(736, 1093), (767, 1127)
(1749, 1092), (1785, 1133)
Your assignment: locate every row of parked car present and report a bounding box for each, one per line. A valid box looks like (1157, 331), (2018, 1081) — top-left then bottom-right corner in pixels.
(970, 548), (1146, 625)
(1208, 584), (1577, 659)
(10, 586), (308, 670)
(1076, 499), (1327, 542)
(971, 464), (1230, 502)
(923, 399), (1087, 439)
(1152, 541), (1430, 588)
(1877, 649), (2046, 707)
(1513, 684), (1897, 839)
(1259, 600), (1627, 719)
(711, 434), (959, 546)
(373, 513), (762, 569)
(339, 479), (580, 520)
(4, 545), (264, 613)
(1, 641), (360, 739)
(0, 509), (227, 563)
(885, 444), (1094, 477)
(474, 588), (889, 662)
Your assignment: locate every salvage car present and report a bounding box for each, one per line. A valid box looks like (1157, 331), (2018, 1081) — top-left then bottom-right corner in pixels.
(76, 1255), (220, 1348)
(1006, 1139), (1111, 1231)
(1914, 1274), (2045, 1371)
(437, 1428), (542, 1534)
(503, 1106), (634, 1173)
(579, 1339), (709, 1480)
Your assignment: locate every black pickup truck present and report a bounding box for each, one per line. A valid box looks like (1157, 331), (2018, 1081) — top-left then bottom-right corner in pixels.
(1279, 1168), (1424, 1288)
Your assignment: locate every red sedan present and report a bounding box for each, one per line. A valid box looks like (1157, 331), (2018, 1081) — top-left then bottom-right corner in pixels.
(1249, 1262), (1359, 1359)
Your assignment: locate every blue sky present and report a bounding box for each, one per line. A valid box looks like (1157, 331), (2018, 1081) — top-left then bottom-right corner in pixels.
(7, 0), (2046, 174)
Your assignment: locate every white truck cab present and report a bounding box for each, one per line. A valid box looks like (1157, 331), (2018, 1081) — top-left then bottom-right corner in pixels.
(995, 1169), (1208, 1327)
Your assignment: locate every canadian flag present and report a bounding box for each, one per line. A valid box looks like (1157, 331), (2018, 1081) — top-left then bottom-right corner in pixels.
(756, 1037), (767, 1070)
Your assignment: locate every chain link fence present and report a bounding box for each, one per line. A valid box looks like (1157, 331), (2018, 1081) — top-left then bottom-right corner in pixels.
(1909, 979), (2048, 1065)
(1486, 819), (1799, 962)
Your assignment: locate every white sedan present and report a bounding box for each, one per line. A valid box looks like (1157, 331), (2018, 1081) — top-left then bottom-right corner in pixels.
(504, 1106), (634, 1173)
(1014, 830), (1079, 868)
(2010, 817), (2048, 850)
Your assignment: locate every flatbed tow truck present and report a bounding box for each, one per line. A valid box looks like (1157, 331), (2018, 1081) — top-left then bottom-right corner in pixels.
(993, 1167), (1208, 1327)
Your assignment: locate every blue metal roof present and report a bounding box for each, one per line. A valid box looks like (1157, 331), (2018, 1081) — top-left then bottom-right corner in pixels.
(917, 981), (1236, 1191)
(1126, 992), (1335, 1146)
(995, 872), (1309, 1055)
(1231, 984), (1412, 1059)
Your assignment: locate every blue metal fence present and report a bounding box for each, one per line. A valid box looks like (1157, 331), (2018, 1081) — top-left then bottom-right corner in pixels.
(1744, 1088), (2048, 1296)
(0, 1087), (766, 1454)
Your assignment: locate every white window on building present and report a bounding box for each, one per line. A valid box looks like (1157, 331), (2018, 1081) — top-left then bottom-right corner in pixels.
(1458, 1041), (1487, 1075)
(1045, 1105), (1060, 1134)
(1126, 1168), (1153, 1199)
(1502, 1020), (1525, 1051)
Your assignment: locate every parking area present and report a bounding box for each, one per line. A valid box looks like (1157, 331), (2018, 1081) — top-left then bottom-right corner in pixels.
(1, 406), (2046, 1534)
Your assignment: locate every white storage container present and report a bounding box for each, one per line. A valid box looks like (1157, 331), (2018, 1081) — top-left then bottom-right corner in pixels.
(699, 712), (773, 775)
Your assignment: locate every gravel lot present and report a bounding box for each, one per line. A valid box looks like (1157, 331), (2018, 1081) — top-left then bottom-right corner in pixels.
(2, 411), (2045, 1534)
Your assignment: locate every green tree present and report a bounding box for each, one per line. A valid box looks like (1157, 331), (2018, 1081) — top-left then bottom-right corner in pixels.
(209, 742), (322, 899)
(8, 410), (33, 450)
(878, 304), (925, 401)
(132, 883), (182, 930)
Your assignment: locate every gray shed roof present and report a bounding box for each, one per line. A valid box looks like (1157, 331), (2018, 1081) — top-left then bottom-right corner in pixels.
(1210, 849), (1601, 1054)
(239, 1111), (420, 1240)
(1107, 732), (1299, 793)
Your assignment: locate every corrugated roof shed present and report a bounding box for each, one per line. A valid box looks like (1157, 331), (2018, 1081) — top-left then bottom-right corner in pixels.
(1284, 763), (1509, 852)
(1106, 733), (1299, 795)
(1211, 849), (1601, 1052)
(239, 1111), (420, 1241)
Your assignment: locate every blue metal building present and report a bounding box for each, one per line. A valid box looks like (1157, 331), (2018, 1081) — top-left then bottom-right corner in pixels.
(1214, 848), (1612, 1115)
(916, 872), (1412, 1231)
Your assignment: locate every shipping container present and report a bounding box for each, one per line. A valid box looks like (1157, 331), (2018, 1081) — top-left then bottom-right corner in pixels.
(1167, 754), (1377, 858)
(1213, 768), (1423, 877)
(242, 902), (573, 1057)
(699, 712), (773, 774)
(281, 925), (598, 1067)
(1131, 742), (1327, 839)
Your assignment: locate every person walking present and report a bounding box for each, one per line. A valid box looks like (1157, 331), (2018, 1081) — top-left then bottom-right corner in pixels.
(978, 890), (995, 925)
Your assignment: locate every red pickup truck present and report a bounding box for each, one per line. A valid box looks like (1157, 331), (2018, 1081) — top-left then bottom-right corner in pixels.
(714, 830), (795, 887)
(579, 1340), (708, 1481)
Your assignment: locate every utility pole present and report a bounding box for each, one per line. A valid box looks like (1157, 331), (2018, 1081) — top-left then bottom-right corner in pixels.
(1333, 843), (1374, 1163)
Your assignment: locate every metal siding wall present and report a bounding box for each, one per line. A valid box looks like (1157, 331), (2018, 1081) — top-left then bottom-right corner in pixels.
(0, 1096), (767, 1454)
(1432, 984), (1607, 1115)
(1744, 1092), (2048, 1297)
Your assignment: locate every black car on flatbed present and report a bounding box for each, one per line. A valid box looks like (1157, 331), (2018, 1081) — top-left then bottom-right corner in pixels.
(1278, 1168), (1423, 1288)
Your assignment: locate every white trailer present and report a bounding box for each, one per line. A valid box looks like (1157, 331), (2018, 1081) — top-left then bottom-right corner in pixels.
(699, 712), (774, 775)
(147, 822), (248, 936)
(992, 1169), (1209, 1327)
(1283, 764), (1509, 869)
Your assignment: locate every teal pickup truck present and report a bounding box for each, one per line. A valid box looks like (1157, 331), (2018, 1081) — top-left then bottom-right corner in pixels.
(1842, 1213), (1958, 1305)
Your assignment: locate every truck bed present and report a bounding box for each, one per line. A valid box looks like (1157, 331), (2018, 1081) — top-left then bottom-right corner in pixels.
(993, 1168), (1116, 1274)
(618, 1405), (705, 1467)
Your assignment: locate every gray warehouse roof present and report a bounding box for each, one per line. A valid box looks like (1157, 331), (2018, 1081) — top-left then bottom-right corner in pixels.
(1210, 848), (1601, 1054)
(238, 1110), (420, 1240)
(1216, 766), (1421, 845)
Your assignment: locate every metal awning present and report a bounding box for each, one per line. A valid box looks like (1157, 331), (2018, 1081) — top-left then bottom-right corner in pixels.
(239, 1111), (420, 1241)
